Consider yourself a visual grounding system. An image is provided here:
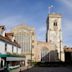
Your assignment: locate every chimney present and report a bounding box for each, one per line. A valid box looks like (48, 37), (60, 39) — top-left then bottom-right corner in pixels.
(0, 26), (5, 36)
(12, 35), (15, 42)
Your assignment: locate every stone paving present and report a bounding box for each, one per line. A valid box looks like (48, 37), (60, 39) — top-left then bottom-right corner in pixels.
(23, 67), (72, 72)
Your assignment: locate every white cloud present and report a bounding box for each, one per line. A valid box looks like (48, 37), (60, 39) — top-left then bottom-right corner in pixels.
(60, 0), (72, 8)
(0, 15), (23, 32)
(57, 0), (72, 46)
(62, 19), (72, 46)
(63, 19), (72, 36)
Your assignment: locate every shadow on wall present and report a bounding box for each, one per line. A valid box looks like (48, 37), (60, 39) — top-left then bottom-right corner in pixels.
(41, 50), (59, 62)
(21, 50), (72, 72)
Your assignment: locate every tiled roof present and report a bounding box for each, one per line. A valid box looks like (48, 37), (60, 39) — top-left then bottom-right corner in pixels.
(0, 25), (5, 27)
(5, 33), (21, 48)
(5, 33), (14, 36)
(0, 33), (21, 48)
(0, 25), (5, 30)
(64, 48), (72, 52)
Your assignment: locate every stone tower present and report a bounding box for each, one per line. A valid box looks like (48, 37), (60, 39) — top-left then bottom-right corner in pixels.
(46, 13), (65, 62)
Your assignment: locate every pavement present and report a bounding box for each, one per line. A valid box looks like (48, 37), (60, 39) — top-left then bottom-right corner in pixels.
(10, 66), (32, 72)
(22, 66), (72, 72)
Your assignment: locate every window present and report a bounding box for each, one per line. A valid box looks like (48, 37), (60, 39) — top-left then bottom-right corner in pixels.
(54, 20), (58, 31)
(54, 21), (57, 26)
(32, 32), (34, 35)
(32, 40), (34, 43)
(32, 45), (34, 48)
(41, 47), (48, 58)
(5, 43), (7, 51)
(12, 45), (13, 52)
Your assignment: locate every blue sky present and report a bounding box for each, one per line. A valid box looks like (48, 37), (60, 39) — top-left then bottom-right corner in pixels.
(0, 0), (72, 47)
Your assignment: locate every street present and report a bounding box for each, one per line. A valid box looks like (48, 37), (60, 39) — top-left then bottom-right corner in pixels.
(23, 67), (72, 72)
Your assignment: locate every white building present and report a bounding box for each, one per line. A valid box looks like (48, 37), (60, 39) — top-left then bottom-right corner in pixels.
(0, 26), (25, 72)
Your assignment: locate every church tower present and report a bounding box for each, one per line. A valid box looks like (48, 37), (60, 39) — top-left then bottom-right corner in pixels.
(46, 13), (65, 62)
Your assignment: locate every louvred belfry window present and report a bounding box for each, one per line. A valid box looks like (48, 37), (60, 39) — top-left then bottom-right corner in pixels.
(54, 20), (58, 31)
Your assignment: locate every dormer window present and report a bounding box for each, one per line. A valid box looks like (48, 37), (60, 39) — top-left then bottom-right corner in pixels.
(5, 43), (7, 51)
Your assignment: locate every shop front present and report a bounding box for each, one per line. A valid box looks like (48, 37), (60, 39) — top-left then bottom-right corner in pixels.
(0, 54), (25, 72)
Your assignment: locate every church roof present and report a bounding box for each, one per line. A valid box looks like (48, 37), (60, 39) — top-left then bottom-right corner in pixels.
(37, 41), (49, 47)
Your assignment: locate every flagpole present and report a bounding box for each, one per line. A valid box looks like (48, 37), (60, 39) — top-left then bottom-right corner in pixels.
(48, 5), (53, 14)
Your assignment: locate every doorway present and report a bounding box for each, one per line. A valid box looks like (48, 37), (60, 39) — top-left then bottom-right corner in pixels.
(65, 52), (71, 62)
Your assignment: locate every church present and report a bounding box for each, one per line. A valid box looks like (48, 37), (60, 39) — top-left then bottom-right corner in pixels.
(11, 12), (72, 65)
(32, 13), (65, 62)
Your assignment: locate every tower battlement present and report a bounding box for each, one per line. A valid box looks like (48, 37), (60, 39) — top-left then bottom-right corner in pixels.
(48, 13), (62, 18)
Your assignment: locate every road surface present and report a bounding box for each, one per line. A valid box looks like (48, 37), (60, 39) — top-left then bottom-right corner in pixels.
(23, 67), (72, 72)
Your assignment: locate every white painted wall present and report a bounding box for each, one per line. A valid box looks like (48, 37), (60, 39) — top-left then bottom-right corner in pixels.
(13, 46), (17, 53)
(18, 48), (21, 54)
(0, 41), (5, 54)
(7, 44), (12, 53)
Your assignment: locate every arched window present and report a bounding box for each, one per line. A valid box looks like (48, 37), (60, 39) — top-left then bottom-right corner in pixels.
(54, 21), (57, 26)
(41, 47), (48, 58)
(54, 20), (58, 31)
(41, 47), (49, 62)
